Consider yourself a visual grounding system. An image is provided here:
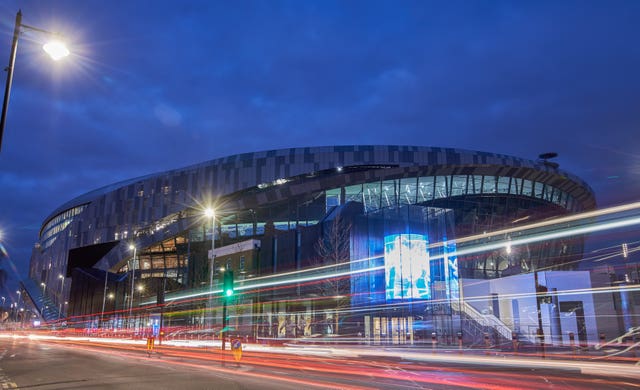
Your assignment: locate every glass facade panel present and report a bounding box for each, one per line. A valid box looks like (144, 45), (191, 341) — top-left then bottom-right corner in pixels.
(345, 184), (362, 204)
(482, 176), (497, 193)
(558, 191), (567, 208)
(522, 180), (533, 196)
(381, 180), (397, 208)
(543, 185), (553, 202)
(364, 181), (381, 212)
(434, 176), (448, 199)
(152, 256), (164, 269)
(534, 182), (544, 199)
(471, 175), (483, 194)
(326, 188), (341, 212)
(399, 178), (418, 205)
(510, 178), (522, 195)
(237, 223), (254, 237)
(450, 175), (467, 197)
(418, 177), (434, 202)
(551, 188), (560, 204)
(497, 176), (510, 194)
(221, 224), (237, 238)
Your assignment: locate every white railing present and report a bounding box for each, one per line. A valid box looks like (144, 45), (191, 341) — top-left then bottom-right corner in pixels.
(452, 299), (536, 344)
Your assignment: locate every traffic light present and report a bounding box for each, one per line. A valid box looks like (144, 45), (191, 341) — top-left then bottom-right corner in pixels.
(223, 270), (234, 297)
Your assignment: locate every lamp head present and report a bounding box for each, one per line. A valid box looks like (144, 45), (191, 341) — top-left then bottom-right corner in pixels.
(42, 40), (69, 60)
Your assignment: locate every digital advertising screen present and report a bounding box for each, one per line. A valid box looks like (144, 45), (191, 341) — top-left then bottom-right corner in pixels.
(384, 234), (430, 301)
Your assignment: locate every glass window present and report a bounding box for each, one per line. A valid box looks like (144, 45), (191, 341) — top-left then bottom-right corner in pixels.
(418, 176), (434, 202)
(470, 175), (483, 194)
(522, 180), (533, 196)
(240, 256), (245, 272)
(558, 191), (567, 208)
(151, 256), (164, 269)
(497, 176), (510, 194)
(510, 178), (522, 195)
(221, 224), (237, 238)
(381, 180), (397, 208)
(326, 188), (341, 212)
(345, 184), (362, 203)
(450, 175), (467, 196)
(543, 185), (553, 202)
(434, 176), (448, 199)
(165, 255), (179, 268)
(553, 188), (562, 204)
(364, 181), (381, 212)
(482, 176), (496, 193)
(534, 182), (544, 199)
(399, 177), (418, 205)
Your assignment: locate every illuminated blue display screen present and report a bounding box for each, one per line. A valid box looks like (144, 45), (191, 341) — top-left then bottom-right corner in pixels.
(384, 233), (459, 302)
(384, 234), (430, 300)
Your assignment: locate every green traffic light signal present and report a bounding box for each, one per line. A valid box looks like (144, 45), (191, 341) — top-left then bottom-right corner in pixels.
(223, 270), (234, 297)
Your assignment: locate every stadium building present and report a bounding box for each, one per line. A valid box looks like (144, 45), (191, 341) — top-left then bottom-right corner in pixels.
(23, 145), (598, 346)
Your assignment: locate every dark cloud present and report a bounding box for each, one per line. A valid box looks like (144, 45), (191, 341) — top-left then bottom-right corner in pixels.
(0, 0), (639, 289)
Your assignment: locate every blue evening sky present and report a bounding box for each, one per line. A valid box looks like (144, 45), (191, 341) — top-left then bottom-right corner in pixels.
(0, 0), (639, 294)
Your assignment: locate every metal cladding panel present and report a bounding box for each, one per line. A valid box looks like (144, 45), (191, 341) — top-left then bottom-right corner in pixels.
(39, 145), (595, 249)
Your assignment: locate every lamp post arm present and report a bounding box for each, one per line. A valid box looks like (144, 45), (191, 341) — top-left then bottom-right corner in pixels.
(0, 10), (22, 152)
(19, 23), (61, 37)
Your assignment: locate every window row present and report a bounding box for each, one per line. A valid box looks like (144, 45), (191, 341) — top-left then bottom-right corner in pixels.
(40, 205), (88, 249)
(326, 175), (578, 214)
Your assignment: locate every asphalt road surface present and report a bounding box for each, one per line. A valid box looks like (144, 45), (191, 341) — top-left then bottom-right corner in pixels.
(0, 336), (638, 389)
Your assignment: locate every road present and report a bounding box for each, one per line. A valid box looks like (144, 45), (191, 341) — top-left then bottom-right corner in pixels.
(0, 335), (638, 389)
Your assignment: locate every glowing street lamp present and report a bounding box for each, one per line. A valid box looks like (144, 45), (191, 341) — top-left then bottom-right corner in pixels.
(0, 10), (71, 152)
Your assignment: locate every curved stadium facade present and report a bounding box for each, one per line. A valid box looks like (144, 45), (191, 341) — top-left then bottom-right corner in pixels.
(26, 145), (596, 344)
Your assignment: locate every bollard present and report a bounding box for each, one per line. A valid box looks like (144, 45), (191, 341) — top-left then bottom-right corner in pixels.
(484, 332), (490, 354)
(146, 336), (155, 357)
(537, 328), (545, 358)
(431, 332), (437, 352)
(569, 332), (575, 354)
(457, 331), (463, 353)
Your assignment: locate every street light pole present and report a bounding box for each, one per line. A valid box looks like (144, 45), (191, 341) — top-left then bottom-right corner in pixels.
(100, 268), (108, 327)
(0, 10), (70, 152)
(129, 245), (137, 327)
(205, 208), (216, 339)
(57, 274), (65, 320)
(0, 10), (22, 152)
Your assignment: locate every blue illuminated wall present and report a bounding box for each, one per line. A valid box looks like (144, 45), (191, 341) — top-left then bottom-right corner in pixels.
(349, 204), (458, 307)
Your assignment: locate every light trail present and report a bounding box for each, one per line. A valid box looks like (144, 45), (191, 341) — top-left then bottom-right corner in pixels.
(434, 200), (640, 249)
(6, 333), (639, 388)
(147, 200), (640, 306)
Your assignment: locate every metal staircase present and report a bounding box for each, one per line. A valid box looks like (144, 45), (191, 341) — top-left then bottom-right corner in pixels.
(452, 299), (536, 346)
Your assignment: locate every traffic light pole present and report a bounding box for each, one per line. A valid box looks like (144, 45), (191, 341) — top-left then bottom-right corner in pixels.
(221, 270), (233, 352)
(222, 298), (227, 351)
